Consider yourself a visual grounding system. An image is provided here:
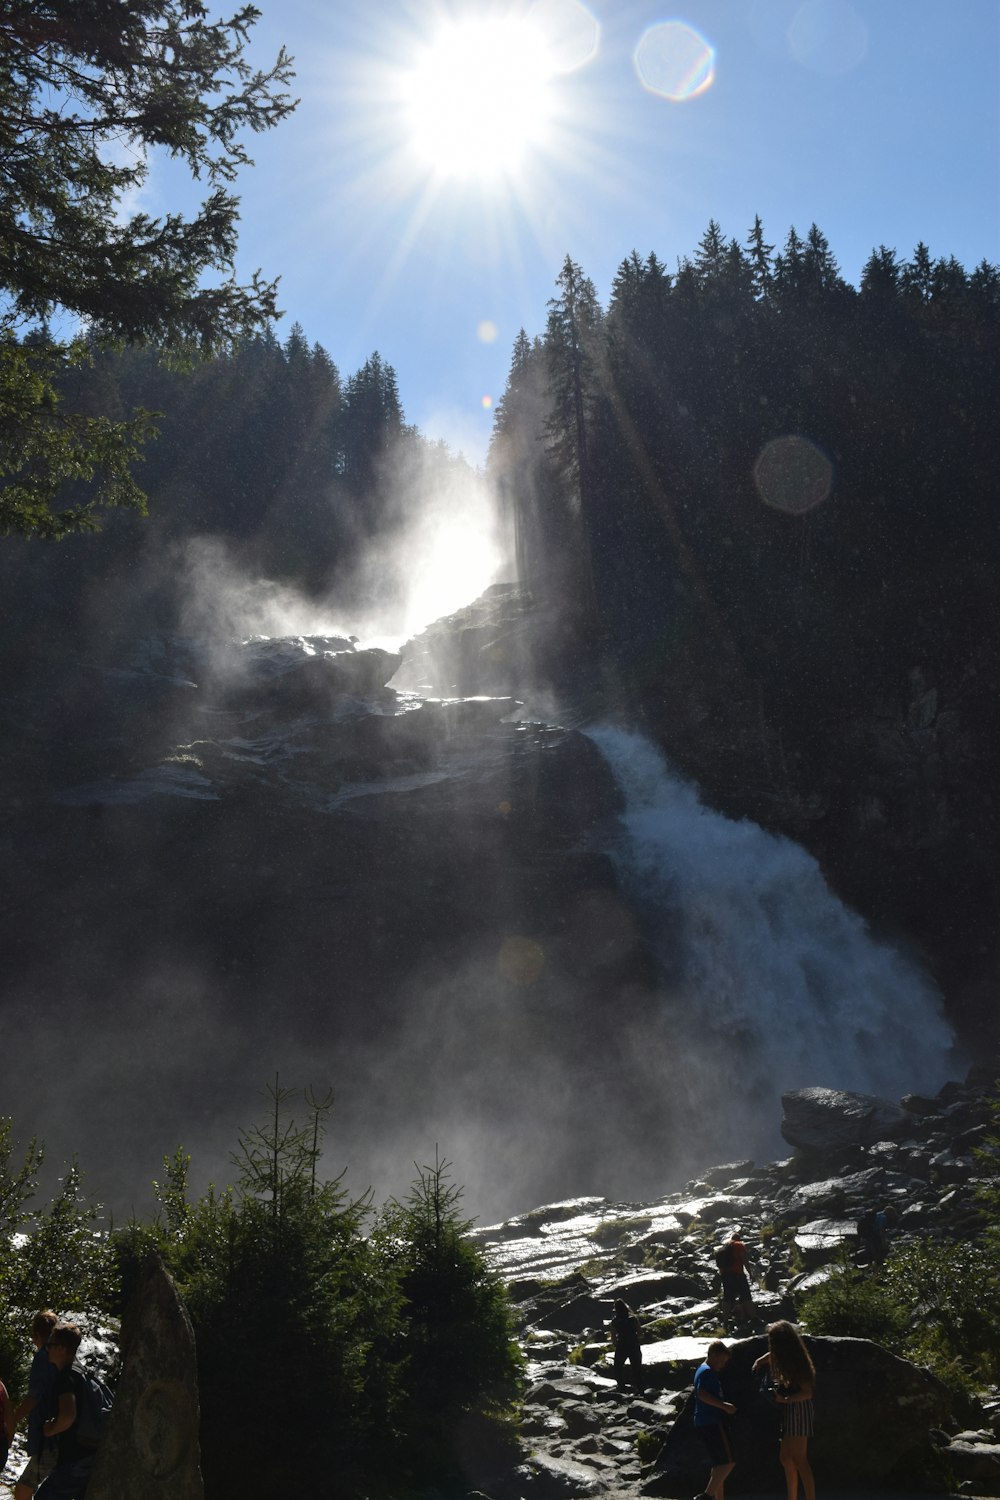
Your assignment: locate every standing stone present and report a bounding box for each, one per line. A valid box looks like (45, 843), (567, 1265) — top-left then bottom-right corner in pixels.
(87, 1255), (203, 1500)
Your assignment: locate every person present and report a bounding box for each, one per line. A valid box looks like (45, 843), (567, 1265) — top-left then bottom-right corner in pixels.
(609, 1298), (643, 1390)
(857, 1204), (897, 1265)
(752, 1320), (816, 1500)
(35, 1323), (95, 1500)
(13, 1309), (59, 1500)
(693, 1340), (736, 1500)
(718, 1232), (756, 1330)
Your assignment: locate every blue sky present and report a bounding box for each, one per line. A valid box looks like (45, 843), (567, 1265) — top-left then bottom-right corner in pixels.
(154, 0), (999, 466)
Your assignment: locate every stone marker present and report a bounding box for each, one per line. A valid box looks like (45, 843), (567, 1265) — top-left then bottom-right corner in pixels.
(87, 1255), (203, 1500)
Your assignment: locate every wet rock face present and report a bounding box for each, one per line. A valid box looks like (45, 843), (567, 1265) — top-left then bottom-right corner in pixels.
(0, 630), (666, 1221)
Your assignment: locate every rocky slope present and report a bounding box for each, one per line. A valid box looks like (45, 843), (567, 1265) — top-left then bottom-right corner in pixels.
(470, 1069), (1000, 1498)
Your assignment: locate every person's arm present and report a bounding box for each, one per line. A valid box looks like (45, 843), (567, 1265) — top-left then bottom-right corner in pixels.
(751, 1353), (771, 1374)
(776, 1384), (813, 1405)
(698, 1389), (737, 1415)
(1, 1390), (13, 1445)
(42, 1391), (76, 1438)
(12, 1392), (39, 1425)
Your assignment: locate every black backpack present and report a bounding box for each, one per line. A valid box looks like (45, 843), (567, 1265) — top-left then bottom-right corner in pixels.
(856, 1209), (876, 1239)
(75, 1368), (115, 1449)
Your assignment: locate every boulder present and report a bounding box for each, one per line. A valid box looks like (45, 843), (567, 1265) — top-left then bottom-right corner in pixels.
(647, 1334), (951, 1493)
(946, 1439), (1000, 1483)
(600, 1271), (705, 1302)
(87, 1256), (202, 1500)
(512, 1453), (604, 1495)
(781, 1087), (914, 1153)
(792, 1217), (858, 1263)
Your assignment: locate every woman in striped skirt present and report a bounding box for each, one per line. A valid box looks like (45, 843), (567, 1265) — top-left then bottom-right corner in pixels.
(752, 1320), (816, 1500)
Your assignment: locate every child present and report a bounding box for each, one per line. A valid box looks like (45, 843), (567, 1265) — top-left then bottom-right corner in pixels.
(693, 1340), (737, 1500)
(13, 1309), (59, 1500)
(752, 1320), (816, 1500)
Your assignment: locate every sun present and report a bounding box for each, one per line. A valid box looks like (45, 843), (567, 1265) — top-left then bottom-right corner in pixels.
(401, 17), (556, 181)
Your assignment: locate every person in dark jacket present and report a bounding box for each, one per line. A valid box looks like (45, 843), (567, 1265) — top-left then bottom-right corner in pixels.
(609, 1299), (643, 1390)
(36, 1324), (95, 1500)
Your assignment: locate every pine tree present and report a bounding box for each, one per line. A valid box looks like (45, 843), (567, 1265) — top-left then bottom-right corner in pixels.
(0, 1), (296, 538)
(375, 1151), (522, 1481)
(693, 218), (728, 287)
(544, 254), (604, 611)
(745, 215), (775, 300)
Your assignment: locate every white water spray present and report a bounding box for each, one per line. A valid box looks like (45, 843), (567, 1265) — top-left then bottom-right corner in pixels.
(588, 727), (954, 1148)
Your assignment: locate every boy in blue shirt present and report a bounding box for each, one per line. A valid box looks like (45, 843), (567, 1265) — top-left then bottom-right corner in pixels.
(693, 1340), (737, 1500)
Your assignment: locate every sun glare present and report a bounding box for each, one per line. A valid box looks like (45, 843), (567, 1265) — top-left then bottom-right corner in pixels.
(402, 17), (556, 180)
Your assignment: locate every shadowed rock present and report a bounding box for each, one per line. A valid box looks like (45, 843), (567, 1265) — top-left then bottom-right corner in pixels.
(646, 1334), (950, 1495)
(87, 1256), (202, 1500)
(781, 1086), (914, 1153)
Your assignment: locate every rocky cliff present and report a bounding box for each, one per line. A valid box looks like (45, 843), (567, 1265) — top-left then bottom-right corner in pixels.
(0, 626), (668, 1217)
(400, 584), (1000, 1050)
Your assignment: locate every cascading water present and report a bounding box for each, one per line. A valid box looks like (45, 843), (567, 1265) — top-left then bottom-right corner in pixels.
(587, 725), (955, 1161)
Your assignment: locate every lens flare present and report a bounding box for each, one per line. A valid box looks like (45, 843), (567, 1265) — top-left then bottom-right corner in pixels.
(634, 21), (716, 101)
(477, 319), (498, 343)
(481, 394), (493, 409)
(753, 435), (833, 515)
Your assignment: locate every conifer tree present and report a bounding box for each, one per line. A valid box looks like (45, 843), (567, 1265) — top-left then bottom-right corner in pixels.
(745, 215), (775, 300)
(544, 254), (603, 611)
(0, 1), (296, 538)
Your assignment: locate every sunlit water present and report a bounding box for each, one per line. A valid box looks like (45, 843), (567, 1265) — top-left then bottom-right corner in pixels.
(587, 726), (955, 1139)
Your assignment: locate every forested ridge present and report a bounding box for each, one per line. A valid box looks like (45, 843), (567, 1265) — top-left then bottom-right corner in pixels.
(0, 329), (476, 648)
(487, 220), (999, 1028)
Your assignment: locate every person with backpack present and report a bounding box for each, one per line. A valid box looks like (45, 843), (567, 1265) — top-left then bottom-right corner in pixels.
(35, 1324), (97, 1500)
(857, 1205), (897, 1265)
(716, 1233), (756, 1331)
(13, 1309), (59, 1500)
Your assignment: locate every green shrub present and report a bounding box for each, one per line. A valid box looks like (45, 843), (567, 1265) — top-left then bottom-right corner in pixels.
(799, 1269), (908, 1347)
(592, 1216), (651, 1246)
(882, 1240), (1000, 1383)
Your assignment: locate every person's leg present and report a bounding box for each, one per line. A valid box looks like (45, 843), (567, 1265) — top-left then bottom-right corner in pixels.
(613, 1346), (626, 1387)
(707, 1460), (735, 1500)
(779, 1436), (799, 1500)
(787, 1435), (814, 1500)
(781, 1435), (814, 1500)
(631, 1344), (643, 1390)
(34, 1456), (94, 1500)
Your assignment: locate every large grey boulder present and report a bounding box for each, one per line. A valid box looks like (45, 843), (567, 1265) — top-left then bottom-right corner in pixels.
(781, 1086), (914, 1153)
(87, 1256), (202, 1500)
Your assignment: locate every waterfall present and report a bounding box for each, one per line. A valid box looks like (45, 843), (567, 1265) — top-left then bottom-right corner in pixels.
(587, 726), (955, 1159)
